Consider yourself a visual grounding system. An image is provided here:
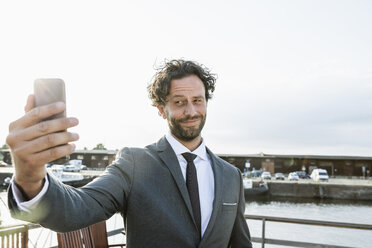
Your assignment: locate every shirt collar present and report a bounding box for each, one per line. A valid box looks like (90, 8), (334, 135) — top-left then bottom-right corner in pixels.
(166, 132), (208, 161)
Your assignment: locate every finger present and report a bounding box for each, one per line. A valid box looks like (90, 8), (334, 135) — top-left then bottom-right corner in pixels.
(16, 117), (79, 141)
(10, 102), (66, 131)
(30, 143), (76, 166)
(24, 94), (35, 113)
(23, 131), (79, 154)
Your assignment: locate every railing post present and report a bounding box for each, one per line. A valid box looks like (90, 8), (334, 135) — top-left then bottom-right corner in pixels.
(22, 225), (29, 248)
(261, 218), (266, 248)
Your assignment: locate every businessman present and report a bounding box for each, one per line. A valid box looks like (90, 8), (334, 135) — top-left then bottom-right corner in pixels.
(7, 59), (252, 247)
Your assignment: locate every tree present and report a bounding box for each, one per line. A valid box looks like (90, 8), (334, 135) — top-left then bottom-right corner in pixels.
(1, 144), (9, 149)
(93, 143), (107, 150)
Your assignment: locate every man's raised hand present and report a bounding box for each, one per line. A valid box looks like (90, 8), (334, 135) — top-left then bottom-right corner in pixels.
(6, 94), (79, 198)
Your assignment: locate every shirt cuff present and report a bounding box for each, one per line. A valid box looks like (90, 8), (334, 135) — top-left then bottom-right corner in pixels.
(11, 175), (49, 213)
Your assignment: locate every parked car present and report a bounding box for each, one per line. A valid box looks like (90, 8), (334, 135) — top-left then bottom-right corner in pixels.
(251, 169), (263, 178)
(295, 171), (311, 179)
(288, 172), (299, 181)
(261, 171), (272, 180)
(311, 168), (329, 181)
(63, 165), (80, 172)
(275, 173), (285, 180)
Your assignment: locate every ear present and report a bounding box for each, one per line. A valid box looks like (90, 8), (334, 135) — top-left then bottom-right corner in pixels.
(156, 105), (167, 119)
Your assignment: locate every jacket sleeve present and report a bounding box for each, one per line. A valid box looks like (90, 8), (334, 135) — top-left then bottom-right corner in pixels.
(8, 147), (135, 233)
(229, 171), (253, 248)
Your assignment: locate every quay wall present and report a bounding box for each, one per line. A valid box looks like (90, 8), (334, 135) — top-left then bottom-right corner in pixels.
(267, 181), (372, 201)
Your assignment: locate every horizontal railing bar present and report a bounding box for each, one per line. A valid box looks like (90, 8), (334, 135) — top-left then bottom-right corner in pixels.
(0, 226), (27, 232)
(0, 223), (39, 230)
(245, 214), (372, 230)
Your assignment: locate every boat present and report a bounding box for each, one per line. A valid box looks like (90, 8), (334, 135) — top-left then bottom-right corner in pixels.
(48, 165), (84, 182)
(47, 165), (94, 187)
(243, 178), (269, 196)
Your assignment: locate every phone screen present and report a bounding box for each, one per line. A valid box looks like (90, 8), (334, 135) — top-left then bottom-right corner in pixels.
(34, 78), (66, 121)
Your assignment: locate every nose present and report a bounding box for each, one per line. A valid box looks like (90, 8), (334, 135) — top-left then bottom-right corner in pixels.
(184, 101), (197, 116)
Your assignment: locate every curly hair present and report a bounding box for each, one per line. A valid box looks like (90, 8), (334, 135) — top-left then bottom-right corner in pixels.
(147, 59), (217, 106)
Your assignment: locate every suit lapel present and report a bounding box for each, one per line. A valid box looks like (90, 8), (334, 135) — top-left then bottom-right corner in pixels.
(199, 148), (224, 245)
(155, 137), (195, 226)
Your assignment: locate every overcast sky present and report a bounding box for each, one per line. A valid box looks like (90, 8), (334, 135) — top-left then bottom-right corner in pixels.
(1, 0), (371, 156)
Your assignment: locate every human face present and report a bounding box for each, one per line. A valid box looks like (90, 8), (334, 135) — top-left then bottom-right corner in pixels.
(157, 75), (207, 143)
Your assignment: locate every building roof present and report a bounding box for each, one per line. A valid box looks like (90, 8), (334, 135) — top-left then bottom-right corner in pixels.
(216, 153), (372, 161)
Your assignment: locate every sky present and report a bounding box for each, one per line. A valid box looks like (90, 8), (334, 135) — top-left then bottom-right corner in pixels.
(1, 0), (371, 156)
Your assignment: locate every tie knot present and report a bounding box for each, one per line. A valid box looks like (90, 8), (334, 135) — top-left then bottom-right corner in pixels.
(182, 152), (197, 163)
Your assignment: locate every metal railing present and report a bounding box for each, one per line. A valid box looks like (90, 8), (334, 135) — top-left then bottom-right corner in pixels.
(245, 214), (372, 248)
(0, 219), (125, 248)
(0, 224), (40, 248)
(1, 215), (372, 248)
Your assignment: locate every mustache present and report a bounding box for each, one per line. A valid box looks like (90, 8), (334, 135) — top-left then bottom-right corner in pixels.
(178, 115), (203, 122)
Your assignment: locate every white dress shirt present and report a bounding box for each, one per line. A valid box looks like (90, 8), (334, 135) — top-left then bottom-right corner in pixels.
(13, 133), (215, 237)
(165, 133), (215, 237)
(11, 175), (49, 212)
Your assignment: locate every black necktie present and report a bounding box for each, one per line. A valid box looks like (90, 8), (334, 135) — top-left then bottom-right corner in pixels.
(182, 152), (202, 236)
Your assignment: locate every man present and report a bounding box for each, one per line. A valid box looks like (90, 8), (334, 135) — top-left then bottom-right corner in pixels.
(7, 59), (252, 247)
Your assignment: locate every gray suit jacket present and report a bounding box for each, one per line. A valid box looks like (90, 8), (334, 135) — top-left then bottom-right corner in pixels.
(9, 137), (252, 248)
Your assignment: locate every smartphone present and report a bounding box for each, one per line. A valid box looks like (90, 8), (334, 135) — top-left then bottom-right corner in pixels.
(34, 78), (69, 163)
(34, 78), (66, 121)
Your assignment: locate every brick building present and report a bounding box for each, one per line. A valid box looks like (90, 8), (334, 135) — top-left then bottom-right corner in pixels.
(69, 150), (118, 169)
(218, 153), (372, 178)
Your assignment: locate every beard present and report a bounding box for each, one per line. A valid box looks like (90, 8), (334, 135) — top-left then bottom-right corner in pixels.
(167, 113), (206, 142)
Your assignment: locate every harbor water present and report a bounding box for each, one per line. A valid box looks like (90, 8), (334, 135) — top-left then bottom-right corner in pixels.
(1, 191), (372, 248)
(245, 197), (372, 248)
